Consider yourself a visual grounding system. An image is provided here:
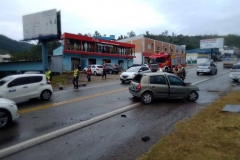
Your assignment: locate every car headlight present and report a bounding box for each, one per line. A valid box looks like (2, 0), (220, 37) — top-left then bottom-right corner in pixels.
(8, 104), (14, 107)
(130, 74), (136, 78)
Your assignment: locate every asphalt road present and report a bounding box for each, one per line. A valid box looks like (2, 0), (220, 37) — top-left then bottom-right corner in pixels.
(1, 62), (240, 160)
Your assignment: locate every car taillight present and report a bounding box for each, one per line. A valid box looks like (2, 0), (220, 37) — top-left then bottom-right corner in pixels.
(208, 66), (210, 69)
(96, 68), (99, 70)
(136, 84), (141, 91)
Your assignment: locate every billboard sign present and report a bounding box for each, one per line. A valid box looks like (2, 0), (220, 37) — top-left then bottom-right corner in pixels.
(200, 38), (224, 49)
(23, 9), (58, 40)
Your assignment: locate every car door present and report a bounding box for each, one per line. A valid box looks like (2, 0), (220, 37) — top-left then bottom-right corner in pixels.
(167, 75), (188, 98)
(91, 65), (96, 74)
(26, 76), (44, 99)
(149, 75), (169, 98)
(211, 63), (217, 73)
(7, 77), (29, 101)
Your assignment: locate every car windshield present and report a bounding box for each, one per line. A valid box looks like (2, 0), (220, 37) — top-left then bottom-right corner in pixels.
(126, 67), (140, 72)
(148, 57), (165, 64)
(199, 63), (209, 66)
(232, 64), (240, 69)
(0, 76), (13, 86)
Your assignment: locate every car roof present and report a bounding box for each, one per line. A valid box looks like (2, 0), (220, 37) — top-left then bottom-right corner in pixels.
(140, 72), (174, 76)
(7, 74), (45, 78)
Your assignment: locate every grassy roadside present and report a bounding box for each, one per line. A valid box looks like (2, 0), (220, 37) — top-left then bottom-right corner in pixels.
(138, 90), (240, 160)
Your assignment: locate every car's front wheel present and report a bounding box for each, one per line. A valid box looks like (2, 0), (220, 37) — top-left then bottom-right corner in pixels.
(121, 81), (125, 84)
(109, 70), (113, 74)
(141, 92), (153, 104)
(188, 91), (199, 102)
(0, 109), (11, 128)
(41, 90), (52, 100)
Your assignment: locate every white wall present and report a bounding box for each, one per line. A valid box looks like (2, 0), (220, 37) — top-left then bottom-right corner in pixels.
(133, 52), (142, 64)
(197, 58), (209, 64)
(186, 53), (197, 61)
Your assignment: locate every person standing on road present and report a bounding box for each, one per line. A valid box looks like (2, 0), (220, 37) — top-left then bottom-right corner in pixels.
(72, 66), (79, 89)
(87, 66), (91, 82)
(102, 63), (107, 79)
(45, 69), (52, 82)
(174, 64), (184, 81)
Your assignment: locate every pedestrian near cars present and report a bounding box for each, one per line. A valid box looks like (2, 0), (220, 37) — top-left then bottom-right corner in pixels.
(87, 66), (91, 82)
(45, 69), (52, 82)
(102, 63), (107, 79)
(173, 64), (185, 81)
(72, 66), (79, 89)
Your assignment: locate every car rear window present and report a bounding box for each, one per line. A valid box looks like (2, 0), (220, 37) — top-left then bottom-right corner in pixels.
(27, 76), (43, 83)
(232, 64), (240, 69)
(150, 75), (166, 84)
(132, 74), (143, 83)
(96, 65), (103, 68)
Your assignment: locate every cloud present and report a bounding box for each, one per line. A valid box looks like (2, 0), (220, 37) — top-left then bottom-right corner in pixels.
(0, 0), (239, 42)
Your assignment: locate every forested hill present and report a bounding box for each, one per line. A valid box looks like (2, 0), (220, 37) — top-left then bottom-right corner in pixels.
(143, 31), (240, 50)
(0, 34), (33, 53)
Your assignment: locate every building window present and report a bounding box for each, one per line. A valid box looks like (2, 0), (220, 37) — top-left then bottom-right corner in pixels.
(148, 44), (151, 50)
(165, 48), (167, 51)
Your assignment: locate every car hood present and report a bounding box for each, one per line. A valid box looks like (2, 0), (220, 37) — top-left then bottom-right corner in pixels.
(188, 85), (200, 91)
(0, 98), (15, 105)
(121, 72), (137, 76)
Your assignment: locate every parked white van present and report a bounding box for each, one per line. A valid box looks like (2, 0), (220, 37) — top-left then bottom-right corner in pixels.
(0, 74), (53, 102)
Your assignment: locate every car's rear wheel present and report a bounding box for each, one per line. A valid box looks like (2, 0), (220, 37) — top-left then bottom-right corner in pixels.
(109, 70), (113, 74)
(197, 72), (199, 75)
(94, 71), (97, 76)
(41, 90), (52, 100)
(215, 70), (217, 74)
(188, 91), (199, 102)
(141, 92), (153, 104)
(0, 109), (11, 128)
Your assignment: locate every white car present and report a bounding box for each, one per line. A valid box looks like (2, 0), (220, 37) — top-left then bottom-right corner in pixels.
(83, 65), (103, 76)
(229, 63), (240, 82)
(120, 66), (150, 83)
(0, 74), (53, 102)
(0, 98), (19, 128)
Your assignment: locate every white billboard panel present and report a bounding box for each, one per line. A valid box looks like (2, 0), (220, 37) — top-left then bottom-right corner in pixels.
(200, 38), (224, 49)
(23, 9), (57, 40)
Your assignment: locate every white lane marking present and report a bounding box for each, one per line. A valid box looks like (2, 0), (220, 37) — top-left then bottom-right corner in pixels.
(0, 102), (141, 158)
(192, 71), (230, 85)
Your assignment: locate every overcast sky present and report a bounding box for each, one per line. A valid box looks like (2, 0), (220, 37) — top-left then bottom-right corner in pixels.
(0, 0), (239, 43)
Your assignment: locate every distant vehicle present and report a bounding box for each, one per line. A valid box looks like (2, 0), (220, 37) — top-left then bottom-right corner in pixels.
(105, 63), (121, 74)
(196, 62), (217, 75)
(120, 66), (150, 83)
(0, 74), (53, 102)
(223, 58), (238, 68)
(129, 72), (199, 104)
(83, 65), (103, 75)
(148, 52), (186, 72)
(0, 98), (19, 128)
(229, 63), (240, 82)
(128, 64), (148, 69)
(24, 71), (41, 74)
